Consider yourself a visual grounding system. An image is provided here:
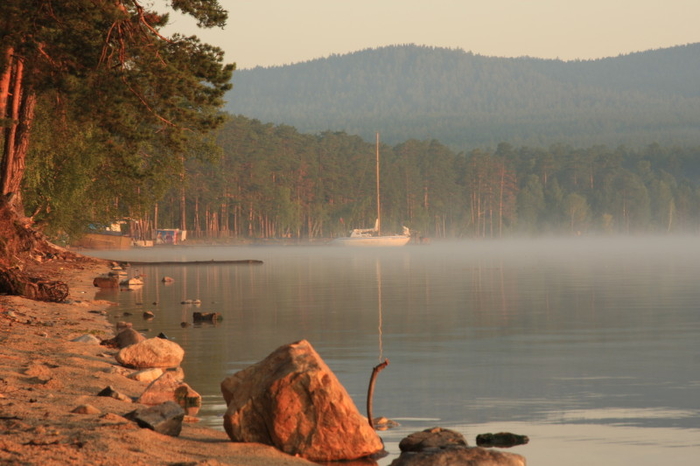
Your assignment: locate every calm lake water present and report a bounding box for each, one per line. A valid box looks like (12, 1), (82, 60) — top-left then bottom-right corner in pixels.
(84, 237), (700, 465)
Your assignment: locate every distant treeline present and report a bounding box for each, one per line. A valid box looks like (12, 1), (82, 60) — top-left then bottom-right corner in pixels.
(154, 116), (700, 239)
(225, 44), (700, 150)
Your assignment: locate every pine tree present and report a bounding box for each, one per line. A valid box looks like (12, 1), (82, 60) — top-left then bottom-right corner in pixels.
(0, 0), (233, 298)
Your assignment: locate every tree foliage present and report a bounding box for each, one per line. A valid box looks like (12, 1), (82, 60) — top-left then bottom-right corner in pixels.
(0, 0), (234, 258)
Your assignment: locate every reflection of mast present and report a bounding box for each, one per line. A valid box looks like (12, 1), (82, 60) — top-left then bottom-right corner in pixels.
(376, 132), (381, 236)
(368, 258), (389, 429)
(376, 260), (383, 361)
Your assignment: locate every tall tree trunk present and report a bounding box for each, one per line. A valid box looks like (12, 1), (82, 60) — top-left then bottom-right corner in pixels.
(2, 54), (37, 202)
(1, 54), (21, 193)
(194, 196), (201, 237)
(0, 46), (13, 122)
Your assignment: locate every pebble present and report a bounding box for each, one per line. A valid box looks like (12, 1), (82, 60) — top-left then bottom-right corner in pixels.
(72, 404), (101, 415)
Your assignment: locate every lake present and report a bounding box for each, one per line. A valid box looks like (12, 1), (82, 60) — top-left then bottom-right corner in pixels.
(84, 236), (700, 465)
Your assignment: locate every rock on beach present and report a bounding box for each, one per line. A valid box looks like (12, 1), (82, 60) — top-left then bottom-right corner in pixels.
(138, 370), (202, 415)
(221, 339), (384, 462)
(115, 337), (184, 369)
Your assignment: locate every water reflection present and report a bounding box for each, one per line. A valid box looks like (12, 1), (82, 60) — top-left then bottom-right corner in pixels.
(85, 237), (700, 466)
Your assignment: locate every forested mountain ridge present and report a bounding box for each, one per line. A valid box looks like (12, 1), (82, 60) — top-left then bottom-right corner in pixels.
(225, 44), (700, 149)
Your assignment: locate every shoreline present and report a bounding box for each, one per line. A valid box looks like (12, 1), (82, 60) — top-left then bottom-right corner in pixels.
(0, 257), (314, 466)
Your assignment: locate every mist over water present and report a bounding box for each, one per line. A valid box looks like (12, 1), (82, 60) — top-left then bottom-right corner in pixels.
(86, 236), (700, 466)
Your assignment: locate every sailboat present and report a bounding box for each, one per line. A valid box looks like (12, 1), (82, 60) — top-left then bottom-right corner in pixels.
(332, 133), (411, 247)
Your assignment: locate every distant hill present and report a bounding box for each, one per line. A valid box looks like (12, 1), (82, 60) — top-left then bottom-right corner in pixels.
(224, 44), (700, 150)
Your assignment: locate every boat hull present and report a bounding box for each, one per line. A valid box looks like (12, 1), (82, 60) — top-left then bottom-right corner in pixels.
(331, 235), (411, 247)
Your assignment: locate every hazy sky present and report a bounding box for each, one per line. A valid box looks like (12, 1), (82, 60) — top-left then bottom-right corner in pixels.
(161, 0), (699, 69)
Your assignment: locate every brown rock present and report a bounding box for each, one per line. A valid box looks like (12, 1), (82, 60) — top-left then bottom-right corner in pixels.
(390, 446), (527, 466)
(71, 404), (101, 415)
(399, 427), (468, 452)
(127, 367), (164, 383)
(137, 371), (201, 415)
(71, 334), (102, 344)
(103, 365), (132, 377)
(221, 339), (384, 462)
(101, 327), (146, 349)
(392, 427), (526, 466)
(99, 412), (130, 423)
(116, 321), (133, 331)
(93, 275), (119, 288)
(115, 337), (184, 369)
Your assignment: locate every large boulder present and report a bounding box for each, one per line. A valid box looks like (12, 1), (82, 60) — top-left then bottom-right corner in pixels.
(115, 337), (184, 369)
(220, 339), (384, 462)
(391, 427), (527, 466)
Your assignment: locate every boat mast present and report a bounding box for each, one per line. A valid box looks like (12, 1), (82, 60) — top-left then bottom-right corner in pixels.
(376, 132), (381, 235)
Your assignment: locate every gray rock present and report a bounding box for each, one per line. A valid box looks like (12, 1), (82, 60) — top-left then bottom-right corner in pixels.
(125, 401), (185, 437)
(476, 432), (530, 448)
(101, 327), (146, 349)
(96, 385), (132, 402)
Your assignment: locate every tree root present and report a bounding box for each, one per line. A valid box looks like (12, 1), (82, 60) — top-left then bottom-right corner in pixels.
(0, 266), (69, 302)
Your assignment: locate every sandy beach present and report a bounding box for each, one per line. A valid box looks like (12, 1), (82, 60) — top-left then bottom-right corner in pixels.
(0, 257), (315, 466)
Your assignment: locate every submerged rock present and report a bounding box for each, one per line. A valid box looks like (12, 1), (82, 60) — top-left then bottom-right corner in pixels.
(390, 446), (527, 466)
(476, 432), (530, 448)
(399, 427), (467, 452)
(392, 427), (526, 466)
(192, 312), (221, 323)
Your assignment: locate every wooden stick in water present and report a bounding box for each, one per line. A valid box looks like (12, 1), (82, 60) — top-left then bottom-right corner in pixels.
(367, 358), (389, 429)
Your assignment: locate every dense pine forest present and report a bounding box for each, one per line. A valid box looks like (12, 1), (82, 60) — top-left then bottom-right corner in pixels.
(143, 116), (700, 241)
(226, 44), (700, 150)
